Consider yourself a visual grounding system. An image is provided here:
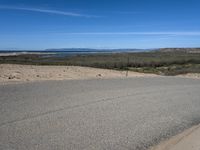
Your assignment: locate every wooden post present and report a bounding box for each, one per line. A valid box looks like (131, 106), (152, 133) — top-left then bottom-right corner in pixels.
(126, 57), (129, 77)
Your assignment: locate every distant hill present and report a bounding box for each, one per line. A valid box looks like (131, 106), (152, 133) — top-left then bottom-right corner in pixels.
(155, 48), (200, 53)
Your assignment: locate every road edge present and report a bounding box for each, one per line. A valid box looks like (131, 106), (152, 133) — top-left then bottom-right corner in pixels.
(150, 124), (200, 150)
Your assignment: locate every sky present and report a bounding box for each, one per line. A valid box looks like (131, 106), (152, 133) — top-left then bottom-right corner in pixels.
(0, 0), (200, 50)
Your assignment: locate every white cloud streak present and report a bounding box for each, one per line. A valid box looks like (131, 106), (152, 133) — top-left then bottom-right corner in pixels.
(0, 5), (96, 18)
(111, 11), (144, 14)
(64, 32), (200, 36)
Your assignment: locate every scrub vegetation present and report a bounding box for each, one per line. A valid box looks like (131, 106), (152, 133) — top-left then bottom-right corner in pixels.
(1, 50), (200, 76)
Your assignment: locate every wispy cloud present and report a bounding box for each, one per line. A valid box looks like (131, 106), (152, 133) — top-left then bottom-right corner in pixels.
(111, 11), (144, 14)
(63, 32), (200, 36)
(0, 5), (96, 18)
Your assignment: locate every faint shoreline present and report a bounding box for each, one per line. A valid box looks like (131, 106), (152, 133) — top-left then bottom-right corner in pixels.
(0, 52), (55, 56)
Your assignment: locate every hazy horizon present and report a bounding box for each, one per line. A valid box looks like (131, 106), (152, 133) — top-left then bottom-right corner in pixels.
(1, 47), (200, 51)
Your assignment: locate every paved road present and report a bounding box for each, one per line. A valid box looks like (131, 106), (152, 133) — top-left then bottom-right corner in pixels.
(0, 77), (200, 150)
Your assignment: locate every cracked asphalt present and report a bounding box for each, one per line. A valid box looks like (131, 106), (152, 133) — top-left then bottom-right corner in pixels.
(0, 77), (200, 150)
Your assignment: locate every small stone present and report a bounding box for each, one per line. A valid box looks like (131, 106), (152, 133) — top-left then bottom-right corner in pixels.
(97, 74), (102, 77)
(8, 75), (15, 79)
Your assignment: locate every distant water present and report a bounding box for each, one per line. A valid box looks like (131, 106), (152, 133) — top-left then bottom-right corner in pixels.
(0, 49), (150, 57)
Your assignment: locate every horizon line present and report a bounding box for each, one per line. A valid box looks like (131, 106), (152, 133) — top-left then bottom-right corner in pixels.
(62, 32), (200, 36)
(1, 47), (200, 51)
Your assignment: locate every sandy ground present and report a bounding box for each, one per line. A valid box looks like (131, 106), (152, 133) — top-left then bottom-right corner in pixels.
(178, 73), (200, 79)
(150, 124), (200, 150)
(0, 64), (199, 84)
(0, 64), (157, 84)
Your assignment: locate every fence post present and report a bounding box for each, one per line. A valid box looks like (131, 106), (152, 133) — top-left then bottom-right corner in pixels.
(126, 57), (129, 77)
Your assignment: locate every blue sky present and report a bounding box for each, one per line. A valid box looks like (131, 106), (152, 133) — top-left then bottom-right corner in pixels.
(0, 0), (200, 50)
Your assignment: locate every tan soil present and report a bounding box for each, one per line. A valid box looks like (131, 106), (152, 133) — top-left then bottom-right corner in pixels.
(0, 64), (157, 84)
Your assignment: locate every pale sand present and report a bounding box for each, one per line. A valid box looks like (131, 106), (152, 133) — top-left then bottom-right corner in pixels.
(1, 64), (199, 84)
(0, 64), (157, 84)
(178, 73), (200, 79)
(150, 124), (200, 150)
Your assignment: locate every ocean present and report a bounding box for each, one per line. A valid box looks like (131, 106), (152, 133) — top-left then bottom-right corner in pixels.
(0, 49), (150, 57)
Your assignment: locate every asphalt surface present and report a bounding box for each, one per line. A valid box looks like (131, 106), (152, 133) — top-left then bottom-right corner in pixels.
(0, 77), (200, 150)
